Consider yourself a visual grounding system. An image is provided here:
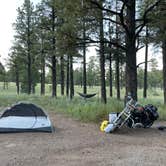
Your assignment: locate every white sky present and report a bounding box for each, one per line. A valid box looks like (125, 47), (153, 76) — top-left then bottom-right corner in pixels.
(0, 0), (162, 70)
(137, 46), (162, 70)
(0, 0), (20, 63)
(0, 0), (40, 65)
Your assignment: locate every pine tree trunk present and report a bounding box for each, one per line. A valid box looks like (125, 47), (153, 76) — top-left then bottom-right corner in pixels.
(3, 73), (6, 90)
(160, 2), (166, 104)
(52, 55), (56, 97)
(116, 54), (120, 99)
(162, 39), (166, 104)
(66, 55), (70, 97)
(27, 49), (32, 94)
(40, 37), (45, 96)
(40, 57), (45, 95)
(99, 0), (106, 103)
(125, 0), (137, 100)
(60, 55), (65, 96)
(3, 81), (5, 90)
(115, 0), (120, 100)
(83, 21), (87, 94)
(51, 6), (57, 98)
(32, 84), (35, 94)
(70, 55), (74, 99)
(109, 53), (113, 97)
(120, 66), (123, 89)
(27, 14), (32, 95)
(15, 66), (20, 95)
(143, 26), (148, 98)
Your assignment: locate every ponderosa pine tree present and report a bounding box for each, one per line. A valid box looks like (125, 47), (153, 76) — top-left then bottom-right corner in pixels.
(143, 26), (149, 98)
(35, 1), (48, 95)
(56, 0), (83, 99)
(37, 0), (59, 97)
(8, 46), (21, 95)
(99, 0), (107, 103)
(13, 0), (38, 94)
(90, 0), (161, 100)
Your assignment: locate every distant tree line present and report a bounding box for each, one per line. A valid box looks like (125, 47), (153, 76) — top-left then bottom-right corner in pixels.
(0, 56), (163, 92)
(0, 0), (165, 104)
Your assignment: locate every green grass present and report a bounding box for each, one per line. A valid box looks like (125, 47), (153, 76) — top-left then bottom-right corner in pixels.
(0, 82), (166, 122)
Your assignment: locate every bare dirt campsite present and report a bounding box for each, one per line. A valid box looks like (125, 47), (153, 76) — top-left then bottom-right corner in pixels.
(0, 112), (166, 166)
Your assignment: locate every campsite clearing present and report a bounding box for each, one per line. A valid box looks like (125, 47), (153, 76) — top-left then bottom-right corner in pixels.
(0, 112), (166, 166)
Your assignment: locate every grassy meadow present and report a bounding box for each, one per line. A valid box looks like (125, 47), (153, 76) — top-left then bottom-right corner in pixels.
(0, 82), (166, 122)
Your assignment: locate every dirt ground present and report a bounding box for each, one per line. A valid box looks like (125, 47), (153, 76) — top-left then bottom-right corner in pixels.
(0, 112), (166, 166)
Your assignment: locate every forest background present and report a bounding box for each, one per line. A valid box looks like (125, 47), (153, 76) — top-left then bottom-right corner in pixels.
(0, 0), (165, 121)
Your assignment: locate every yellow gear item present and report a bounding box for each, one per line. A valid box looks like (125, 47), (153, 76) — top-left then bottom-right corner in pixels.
(100, 120), (109, 132)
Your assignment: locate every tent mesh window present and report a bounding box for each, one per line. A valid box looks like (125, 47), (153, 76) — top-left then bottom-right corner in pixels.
(2, 103), (47, 117)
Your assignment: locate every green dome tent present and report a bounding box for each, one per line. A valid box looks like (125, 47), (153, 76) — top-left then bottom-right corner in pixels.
(0, 103), (53, 133)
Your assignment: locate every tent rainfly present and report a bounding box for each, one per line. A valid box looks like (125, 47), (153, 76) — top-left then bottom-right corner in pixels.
(0, 103), (53, 133)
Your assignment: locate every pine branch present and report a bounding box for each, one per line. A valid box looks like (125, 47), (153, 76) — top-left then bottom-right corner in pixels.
(108, 40), (126, 51)
(136, 60), (153, 68)
(76, 37), (126, 51)
(136, 45), (144, 51)
(90, 0), (120, 15)
(135, 0), (161, 39)
(103, 17), (121, 25)
(119, 1), (130, 35)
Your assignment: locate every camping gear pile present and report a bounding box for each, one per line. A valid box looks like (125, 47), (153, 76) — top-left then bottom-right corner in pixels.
(100, 97), (159, 133)
(0, 103), (53, 133)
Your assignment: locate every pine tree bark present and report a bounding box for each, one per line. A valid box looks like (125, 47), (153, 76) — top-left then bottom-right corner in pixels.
(109, 53), (113, 97)
(99, 1), (106, 103)
(27, 47), (32, 94)
(51, 6), (57, 98)
(115, 0), (120, 99)
(125, 0), (137, 100)
(3, 74), (7, 90)
(32, 84), (35, 94)
(162, 39), (166, 104)
(66, 55), (70, 97)
(27, 21), (32, 94)
(143, 26), (148, 98)
(52, 55), (56, 97)
(116, 53), (120, 99)
(83, 21), (87, 94)
(40, 55), (45, 95)
(159, 1), (166, 104)
(15, 65), (20, 95)
(70, 55), (74, 99)
(60, 55), (65, 96)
